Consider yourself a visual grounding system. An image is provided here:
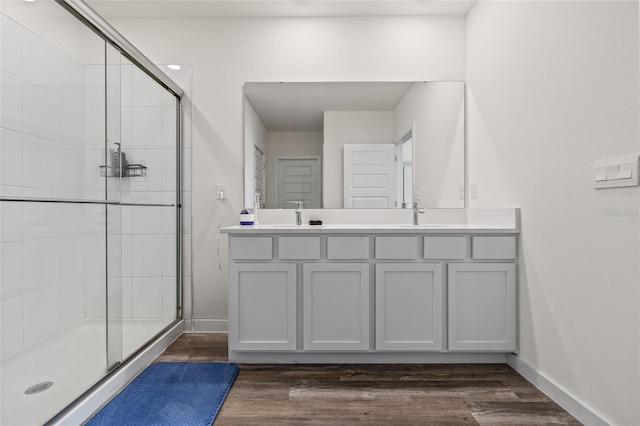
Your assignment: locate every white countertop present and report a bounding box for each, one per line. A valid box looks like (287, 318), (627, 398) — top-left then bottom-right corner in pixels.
(221, 223), (518, 234)
(221, 209), (520, 234)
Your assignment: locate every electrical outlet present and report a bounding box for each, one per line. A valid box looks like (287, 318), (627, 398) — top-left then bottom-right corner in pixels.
(216, 184), (226, 200)
(471, 182), (478, 199)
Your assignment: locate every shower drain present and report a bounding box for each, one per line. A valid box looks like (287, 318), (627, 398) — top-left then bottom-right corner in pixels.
(24, 381), (53, 395)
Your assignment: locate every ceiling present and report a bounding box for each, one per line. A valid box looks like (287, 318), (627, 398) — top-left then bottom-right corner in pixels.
(85, 0), (477, 19)
(244, 82), (415, 131)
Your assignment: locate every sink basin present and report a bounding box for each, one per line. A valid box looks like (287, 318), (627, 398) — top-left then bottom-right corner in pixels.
(272, 224), (323, 228)
(396, 224), (449, 228)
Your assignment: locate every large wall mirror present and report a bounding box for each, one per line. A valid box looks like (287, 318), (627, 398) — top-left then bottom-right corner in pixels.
(244, 81), (465, 209)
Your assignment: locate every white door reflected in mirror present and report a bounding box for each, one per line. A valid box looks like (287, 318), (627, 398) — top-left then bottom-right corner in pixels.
(343, 144), (396, 208)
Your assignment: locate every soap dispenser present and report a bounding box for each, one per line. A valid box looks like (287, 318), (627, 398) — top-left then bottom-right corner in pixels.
(240, 209), (254, 226)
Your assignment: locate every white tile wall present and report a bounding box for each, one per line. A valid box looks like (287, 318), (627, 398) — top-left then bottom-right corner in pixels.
(1, 128), (22, 189)
(131, 234), (162, 277)
(23, 82), (59, 142)
(162, 234), (177, 278)
(1, 296), (23, 356)
(21, 239), (52, 294)
(131, 66), (162, 107)
(23, 286), (59, 346)
(128, 149), (162, 192)
(59, 279), (84, 328)
(84, 277), (105, 319)
(0, 241), (22, 300)
(84, 234), (106, 278)
(161, 150), (176, 193)
(131, 107), (161, 149)
(162, 106), (177, 149)
(120, 64), (132, 108)
(162, 192), (177, 234)
(22, 29), (58, 94)
(21, 133), (51, 189)
(131, 204), (162, 234)
(1, 70), (23, 131)
(59, 51), (83, 105)
(0, 198), (22, 242)
(59, 97), (84, 147)
(131, 277), (162, 318)
(83, 106), (105, 149)
(121, 234), (132, 277)
(84, 64), (105, 107)
(0, 15), (23, 77)
(122, 277), (132, 319)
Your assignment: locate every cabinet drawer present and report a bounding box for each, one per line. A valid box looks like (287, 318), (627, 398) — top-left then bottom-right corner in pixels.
(327, 237), (369, 260)
(472, 236), (516, 259)
(375, 237), (418, 259)
(279, 237), (321, 260)
(424, 236), (467, 260)
(230, 237), (272, 260)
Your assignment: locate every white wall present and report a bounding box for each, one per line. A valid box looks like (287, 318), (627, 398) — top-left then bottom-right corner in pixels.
(265, 130), (322, 208)
(105, 16), (467, 328)
(323, 110), (395, 208)
(394, 82), (464, 208)
(467, 2), (639, 425)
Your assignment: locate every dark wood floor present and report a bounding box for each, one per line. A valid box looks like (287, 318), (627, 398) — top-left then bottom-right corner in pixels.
(156, 334), (582, 425)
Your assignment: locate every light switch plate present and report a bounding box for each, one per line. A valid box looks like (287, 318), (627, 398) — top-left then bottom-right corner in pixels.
(594, 155), (639, 189)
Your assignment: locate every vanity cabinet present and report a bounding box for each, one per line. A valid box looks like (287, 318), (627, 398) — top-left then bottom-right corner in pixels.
(303, 263), (369, 351)
(375, 263), (443, 351)
(222, 223), (519, 363)
(448, 263), (516, 351)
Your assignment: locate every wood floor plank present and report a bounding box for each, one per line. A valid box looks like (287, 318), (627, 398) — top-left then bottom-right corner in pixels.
(466, 401), (582, 425)
(155, 334), (582, 425)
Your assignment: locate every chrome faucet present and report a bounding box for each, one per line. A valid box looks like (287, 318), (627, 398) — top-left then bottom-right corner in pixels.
(290, 201), (304, 225)
(413, 199), (425, 225)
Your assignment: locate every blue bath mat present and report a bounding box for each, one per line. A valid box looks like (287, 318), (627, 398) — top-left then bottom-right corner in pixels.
(86, 362), (238, 426)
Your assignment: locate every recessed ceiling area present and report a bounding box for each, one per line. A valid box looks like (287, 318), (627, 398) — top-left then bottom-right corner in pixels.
(85, 0), (477, 19)
(244, 82), (414, 131)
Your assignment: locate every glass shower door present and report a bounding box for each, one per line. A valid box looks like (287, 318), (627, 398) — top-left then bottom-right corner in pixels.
(118, 56), (180, 360)
(0, 1), (121, 423)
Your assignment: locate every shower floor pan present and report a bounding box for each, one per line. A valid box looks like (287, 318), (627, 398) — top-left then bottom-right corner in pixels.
(0, 318), (172, 426)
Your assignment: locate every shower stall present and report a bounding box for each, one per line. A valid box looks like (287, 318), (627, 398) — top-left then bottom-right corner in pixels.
(0, 1), (188, 424)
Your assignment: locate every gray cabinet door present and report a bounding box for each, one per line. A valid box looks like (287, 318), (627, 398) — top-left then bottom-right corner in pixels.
(303, 263), (369, 351)
(448, 263), (516, 351)
(229, 263), (297, 351)
(375, 263), (443, 351)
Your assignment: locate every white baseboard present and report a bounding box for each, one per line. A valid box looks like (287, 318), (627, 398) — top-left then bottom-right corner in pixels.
(506, 354), (610, 426)
(185, 319), (228, 333)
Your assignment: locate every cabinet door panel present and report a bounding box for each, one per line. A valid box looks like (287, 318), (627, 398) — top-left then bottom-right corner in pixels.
(448, 263), (516, 351)
(376, 263), (443, 351)
(229, 263), (296, 351)
(303, 263), (369, 351)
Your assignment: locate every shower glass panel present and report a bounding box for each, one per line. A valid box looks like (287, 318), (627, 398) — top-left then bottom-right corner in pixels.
(0, 1), (181, 424)
(119, 58), (178, 359)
